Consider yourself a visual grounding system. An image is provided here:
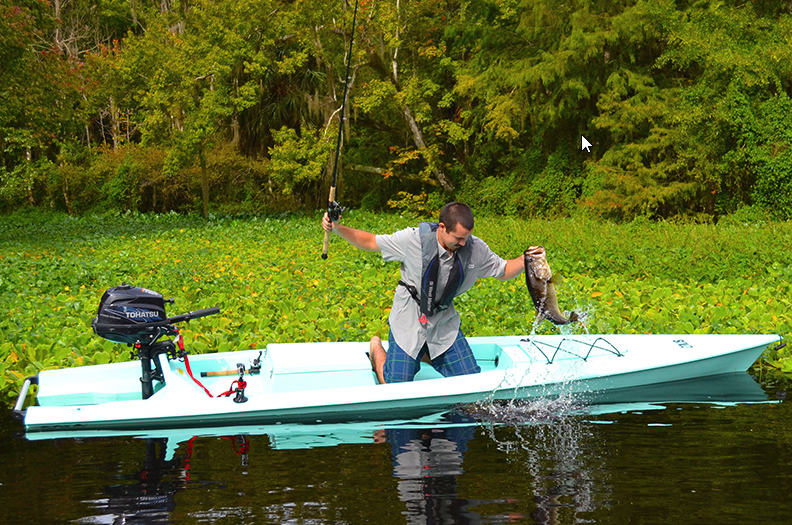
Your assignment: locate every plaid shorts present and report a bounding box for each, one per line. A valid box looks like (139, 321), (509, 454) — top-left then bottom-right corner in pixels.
(383, 327), (481, 383)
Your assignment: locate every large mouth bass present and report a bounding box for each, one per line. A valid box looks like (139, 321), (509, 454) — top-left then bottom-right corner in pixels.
(524, 247), (579, 326)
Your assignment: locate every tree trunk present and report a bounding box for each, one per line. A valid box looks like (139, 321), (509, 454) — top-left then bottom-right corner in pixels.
(53, 0), (63, 53)
(25, 147), (35, 206)
(401, 104), (454, 193)
(61, 165), (73, 215)
(110, 96), (121, 149)
(387, 0), (454, 193)
(200, 150), (209, 219)
(231, 116), (240, 147)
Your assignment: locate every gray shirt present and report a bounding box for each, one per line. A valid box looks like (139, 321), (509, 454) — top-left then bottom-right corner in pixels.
(375, 227), (507, 359)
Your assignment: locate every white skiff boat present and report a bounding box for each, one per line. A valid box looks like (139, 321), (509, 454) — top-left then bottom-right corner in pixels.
(14, 332), (780, 432)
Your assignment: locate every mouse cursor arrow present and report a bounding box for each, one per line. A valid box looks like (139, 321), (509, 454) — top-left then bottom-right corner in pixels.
(581, 136), (592, 152)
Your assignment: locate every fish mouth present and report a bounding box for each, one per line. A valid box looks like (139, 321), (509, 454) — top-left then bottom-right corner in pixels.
(524, 247), (552, 282)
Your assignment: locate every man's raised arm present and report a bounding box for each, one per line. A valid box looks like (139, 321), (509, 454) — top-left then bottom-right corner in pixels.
(496, 246), (544, 281)
(322, 213), (381, 252)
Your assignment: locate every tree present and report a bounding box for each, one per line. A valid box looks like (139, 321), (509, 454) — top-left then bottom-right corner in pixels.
(589, 1), (792, 220)
(0, 1), (86, 207)
(445, 0), (645, 215)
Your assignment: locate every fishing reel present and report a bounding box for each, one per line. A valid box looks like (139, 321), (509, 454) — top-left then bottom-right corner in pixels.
(321, 200), (347, 260)
(327, 200), (346, 222)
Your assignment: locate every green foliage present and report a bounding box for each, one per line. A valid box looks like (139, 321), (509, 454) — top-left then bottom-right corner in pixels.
(588, 1), (792, 221)
(385, 191), (445, 218)
(199, 142), (271, 214)
(86, 144), (165, 212)
(2, 210), (792, 406)
(0, 158), (53, 207)
(2, 0), (792, 220)
(268, 126), (333, 196)
(459, 149), (580, 218)
(746, 94), (792, 218)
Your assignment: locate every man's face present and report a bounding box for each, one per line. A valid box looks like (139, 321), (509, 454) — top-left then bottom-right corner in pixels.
(437, 222), (472, 253)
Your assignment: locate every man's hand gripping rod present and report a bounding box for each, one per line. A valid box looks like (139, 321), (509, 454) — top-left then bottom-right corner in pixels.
(322, 196), (345, 259)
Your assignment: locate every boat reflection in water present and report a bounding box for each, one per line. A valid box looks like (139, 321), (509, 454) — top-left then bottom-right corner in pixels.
(40, 372), (771, 524)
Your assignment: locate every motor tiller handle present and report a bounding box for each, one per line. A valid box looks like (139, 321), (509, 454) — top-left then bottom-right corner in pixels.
(168, 306), (220, 324)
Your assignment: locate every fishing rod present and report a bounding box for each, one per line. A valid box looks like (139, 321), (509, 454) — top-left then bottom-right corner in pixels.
(322, 0), (358, 260)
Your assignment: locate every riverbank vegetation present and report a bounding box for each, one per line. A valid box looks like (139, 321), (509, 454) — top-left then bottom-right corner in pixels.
(2, 0), (792, 221)
(1, 210), (790, 404)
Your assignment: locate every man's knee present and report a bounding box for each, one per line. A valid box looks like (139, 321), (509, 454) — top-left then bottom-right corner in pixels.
(383, 338), (423, 383)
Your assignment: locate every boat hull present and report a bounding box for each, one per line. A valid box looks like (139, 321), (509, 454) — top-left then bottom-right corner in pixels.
(19, 333), (780, 432)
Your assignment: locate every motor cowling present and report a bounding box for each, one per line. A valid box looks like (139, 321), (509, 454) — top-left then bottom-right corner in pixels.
(92, 284), (170, 345)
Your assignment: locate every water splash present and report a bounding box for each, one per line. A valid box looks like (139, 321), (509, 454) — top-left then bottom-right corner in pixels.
(460, 391), (608, 521)
(456, 393), (586, 427)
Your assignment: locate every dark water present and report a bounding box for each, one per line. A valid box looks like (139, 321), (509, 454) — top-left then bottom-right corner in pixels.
(2, 374), (791, 524)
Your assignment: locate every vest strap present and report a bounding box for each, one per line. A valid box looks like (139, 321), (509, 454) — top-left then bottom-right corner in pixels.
(397, 223), (472, 320)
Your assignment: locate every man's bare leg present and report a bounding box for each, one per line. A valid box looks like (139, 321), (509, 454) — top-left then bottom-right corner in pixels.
(369, 336), (387, 384)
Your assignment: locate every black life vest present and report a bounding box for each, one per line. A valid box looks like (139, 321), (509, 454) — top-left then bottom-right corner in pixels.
(398, 222), (473, 321)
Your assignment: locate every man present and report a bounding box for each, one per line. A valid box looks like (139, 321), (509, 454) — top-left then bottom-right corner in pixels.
(322, 202), (540, 384)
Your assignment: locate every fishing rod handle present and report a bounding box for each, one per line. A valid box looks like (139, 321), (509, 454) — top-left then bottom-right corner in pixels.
(322, 186), (337, 260)
(322, 230), (331, 260)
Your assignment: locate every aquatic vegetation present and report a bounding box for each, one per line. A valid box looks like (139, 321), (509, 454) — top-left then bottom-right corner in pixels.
(1, 210), (791, 405)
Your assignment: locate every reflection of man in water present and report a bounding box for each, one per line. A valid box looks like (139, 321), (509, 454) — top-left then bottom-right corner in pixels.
(385, 420), (526, 524)
(387, 425), (473, 523)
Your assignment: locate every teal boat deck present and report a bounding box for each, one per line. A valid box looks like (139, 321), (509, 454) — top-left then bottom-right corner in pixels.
(35, 338), (625, 406)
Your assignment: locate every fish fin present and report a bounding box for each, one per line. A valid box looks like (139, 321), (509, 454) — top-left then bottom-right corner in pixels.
(549, 273), (563, 286)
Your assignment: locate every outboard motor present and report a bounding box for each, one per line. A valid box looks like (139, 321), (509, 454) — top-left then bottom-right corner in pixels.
(92, 284), (219, 400)
(92, 285), (170, 345)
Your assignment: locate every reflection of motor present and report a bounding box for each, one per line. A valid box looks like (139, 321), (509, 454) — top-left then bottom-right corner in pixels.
(83, 439), (186, 524)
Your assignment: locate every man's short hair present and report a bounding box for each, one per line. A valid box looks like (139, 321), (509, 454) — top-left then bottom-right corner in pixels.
(439, 202), (474, 232)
